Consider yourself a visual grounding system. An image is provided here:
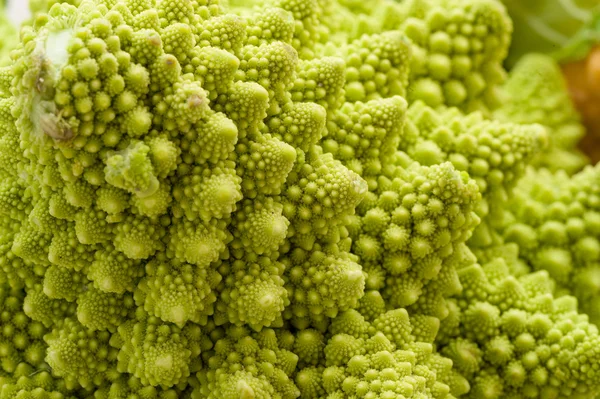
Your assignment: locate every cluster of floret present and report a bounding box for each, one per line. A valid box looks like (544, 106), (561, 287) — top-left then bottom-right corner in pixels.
(0, 0), (598, 398)
(500, 164), (600, 326)
(495, 53), (588, 174)
(349, 161), (480, 317)
(438, 255), (600, 399)
(0, 0), (375, 394)
(293, 289), (472, 399)
(398, 0), (513, 113)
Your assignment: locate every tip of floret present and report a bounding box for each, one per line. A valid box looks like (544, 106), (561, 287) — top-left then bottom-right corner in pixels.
(535, 124), (549, 150)
(46, 349), (66, 370)
(236, 379), (255, 399)
(389, 308), (409, 319)
(296, 329), (321, 346)
(75, 230), (94, 245)
(227, 54), (240, 70)
(151, 142), (176, 163)
(155, 354), (173, 370)
(162, 54), (179, 69)
(47, 250), (59, 265)
(98, 277), (117, 293)
(185, 241), (213, 266)
(345, 269), (364, 283)
(281, 143), (297, 164)
(457, 345), (479, 364)
(146, 32), (162, 48)
(294, 370), (312, 387)
(249, 83), (269, 104)
(187, 93), (208, 110)
(168, 305), (187, 326)
(268, 217), (288, 240)
(124, 243), (147, 260)
(345, 81), (366, 102)
(259, 293), (277, 310)
(77, 309), (92, 326)
(215, 184), (239, 204)
(22, 300), (33, 317)
(219, 119), (238, 143)
(350, 176), (367, 198)
(42, 284), (57, 299)
(397, 289), (420, 307)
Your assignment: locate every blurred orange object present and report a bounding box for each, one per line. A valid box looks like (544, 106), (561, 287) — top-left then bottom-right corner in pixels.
(563, 46), (600, 163)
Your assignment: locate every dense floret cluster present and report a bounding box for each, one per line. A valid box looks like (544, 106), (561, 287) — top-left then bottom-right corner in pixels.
(500, 165), (600, 326)
(296, 303), (470, 398)
(494, 53), (588, 174)
(398, 0), (512, 113)
(439, 256), (600, 399)
(0, 0), (598, 398)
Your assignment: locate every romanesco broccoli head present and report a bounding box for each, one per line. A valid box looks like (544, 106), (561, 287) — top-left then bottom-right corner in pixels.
(438, 256), (600, 398)
(502, 164), (600, 326)
(0, 0), (593, 398)
(295, 298), (470, 398)
(495, 53), (589, 174)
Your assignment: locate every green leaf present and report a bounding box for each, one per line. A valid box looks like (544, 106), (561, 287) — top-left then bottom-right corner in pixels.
(503, 0), (600, 65)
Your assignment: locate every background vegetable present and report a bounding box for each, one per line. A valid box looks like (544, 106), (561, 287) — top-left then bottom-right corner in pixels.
(501, 0), (600, 65)
(500, 0), (600, 162)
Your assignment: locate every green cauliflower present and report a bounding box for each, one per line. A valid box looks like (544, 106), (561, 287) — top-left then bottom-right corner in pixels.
(195, 324), (299, 398)
(500, 164), (600, 326)
(397, 0), (513, 114)
(495, 53), (588, 174)
(295, 295), (470, 398)
(438, 255), (600, 398)
(0, 0), (596, 398)
(0, 0), (366, 392)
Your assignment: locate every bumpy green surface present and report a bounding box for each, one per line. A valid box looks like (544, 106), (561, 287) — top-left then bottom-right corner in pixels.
(1, 0), (371, 396)
(439, 256), (600, 399)
(398, 0), (513, 114)
(295, 299), (470, 398)
(495, 53), (588, 174)
(0, 0), (597, 398)
(501, 165), (600, 327)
